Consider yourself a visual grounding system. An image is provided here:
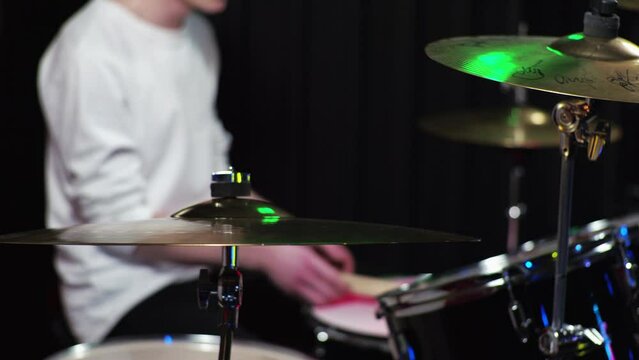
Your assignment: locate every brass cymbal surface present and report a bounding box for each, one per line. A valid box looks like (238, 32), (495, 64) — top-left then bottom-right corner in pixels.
(619, 0), (639, 11)
(420, 106), (623, 149)
(0, 198), (478, 246)
(425, 34), (639, 103)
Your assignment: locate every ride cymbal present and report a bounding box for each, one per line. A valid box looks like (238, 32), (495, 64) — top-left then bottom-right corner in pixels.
(425, 34), (639, 103)
(0, 198), (478, 246)
(420, 106), (622, 149)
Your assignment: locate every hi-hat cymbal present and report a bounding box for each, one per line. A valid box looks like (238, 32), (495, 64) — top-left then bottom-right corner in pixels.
(0, 198), (477, 246)
(425, 34), (639, 103)
(420, 106), (623, 149)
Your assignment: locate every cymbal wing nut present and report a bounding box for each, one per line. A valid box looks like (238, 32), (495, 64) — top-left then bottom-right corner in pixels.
(197, 268), (216, 310)
(552, 100), (589, 134)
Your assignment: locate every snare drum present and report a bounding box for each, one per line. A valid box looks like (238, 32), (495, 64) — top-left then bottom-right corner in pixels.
(306, 274), (415, 359)
(308, 295), (391, 359)
(45, 334), (312, 360)
(378, 214), (639, 360)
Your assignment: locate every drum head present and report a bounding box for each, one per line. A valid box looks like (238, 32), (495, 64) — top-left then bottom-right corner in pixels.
(46, 335), (312, 360)
(311, 297), (389, 338)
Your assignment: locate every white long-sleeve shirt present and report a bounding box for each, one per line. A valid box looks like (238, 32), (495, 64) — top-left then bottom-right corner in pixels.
(38, 0), (231, 343)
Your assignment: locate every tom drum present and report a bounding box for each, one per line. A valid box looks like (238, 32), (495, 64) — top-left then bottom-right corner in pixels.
(378, 214), (639, 360)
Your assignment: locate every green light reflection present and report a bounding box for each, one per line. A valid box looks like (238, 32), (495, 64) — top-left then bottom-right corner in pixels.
(507, 108), (520, 127)
(262, 216), (280, 224)
(464, 51), (517, 82)
(229, 246), (237, 267)
(257, 207), (275, 215)
(567, 33), (584, 41)
(546, 46), (564, 57)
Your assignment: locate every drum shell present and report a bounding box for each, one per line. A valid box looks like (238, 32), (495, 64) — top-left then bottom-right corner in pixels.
(380, 229), (639, 360)
(304, 303), (391, 360)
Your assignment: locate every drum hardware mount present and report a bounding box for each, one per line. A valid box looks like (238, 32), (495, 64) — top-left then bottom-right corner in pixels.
(539, 98), (611, 357)
(539, 325), (606, 358)
(376, 300), (407, 360)
(503, 269), (533, 343)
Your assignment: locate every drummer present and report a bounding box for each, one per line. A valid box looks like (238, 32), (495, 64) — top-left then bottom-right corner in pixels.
(37, 0), (355, 354)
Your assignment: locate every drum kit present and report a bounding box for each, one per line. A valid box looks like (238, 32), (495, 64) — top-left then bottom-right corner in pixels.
(4, 0), (639, 359)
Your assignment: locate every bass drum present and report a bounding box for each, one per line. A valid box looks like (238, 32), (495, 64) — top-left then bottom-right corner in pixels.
(378, 214), (639, 360)
(45, 334), (313, 360)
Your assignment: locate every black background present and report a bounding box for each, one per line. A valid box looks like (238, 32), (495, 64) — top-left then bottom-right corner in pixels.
(2, 0), (639, 358)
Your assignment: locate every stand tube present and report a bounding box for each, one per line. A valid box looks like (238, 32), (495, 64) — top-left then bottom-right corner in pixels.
(219, 329), (234, 360)
(506, 164), (525, 255)
(217, 245), (242, 360)
(550, 133), (575, 351)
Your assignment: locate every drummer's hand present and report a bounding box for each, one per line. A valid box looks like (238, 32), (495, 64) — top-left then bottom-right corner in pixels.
(314, 244), (355, 273)
(257, 245), (354, 305)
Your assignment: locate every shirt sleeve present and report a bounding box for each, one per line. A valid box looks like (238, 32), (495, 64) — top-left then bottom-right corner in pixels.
(39, 42), (152, 254)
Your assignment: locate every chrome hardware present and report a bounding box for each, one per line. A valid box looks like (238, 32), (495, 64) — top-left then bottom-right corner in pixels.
(503, 270), (532, 343)
(539, 324), (604, 356)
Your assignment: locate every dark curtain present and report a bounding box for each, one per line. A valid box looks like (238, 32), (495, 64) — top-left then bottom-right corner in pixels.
(2, 0), (639, 358)
(214, 0), (637, 276)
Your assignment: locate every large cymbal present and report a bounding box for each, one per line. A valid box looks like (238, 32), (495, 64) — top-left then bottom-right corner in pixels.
(425, 34), (639, 103)
(0, 198), (477, 246)
(420, 106), (623, 149)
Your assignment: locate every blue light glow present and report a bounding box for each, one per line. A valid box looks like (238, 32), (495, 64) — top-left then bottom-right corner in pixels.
(584, 260), (592, 268)
(575, 244), (583, 252)
(540, 304), (549, 328)
(620, 226), (629, 237)
(524, 261), (533, 269)
(627, 248), (636, 260)
(625, 262), (637, 288)
(408, 345), (416, 360)
(592, 303), (615, 360)
(604, 273), (614, 297)
(164, 335), (173, 344)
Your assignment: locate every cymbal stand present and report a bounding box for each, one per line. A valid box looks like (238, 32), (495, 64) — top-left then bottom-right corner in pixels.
(505, 29), (528, 256)
(198, 244), (242, 360)
(196, 168), (248, 360)
(506, 164), (525, 255)
(538, 99), (608, 357)
(505, 18), (528, 256)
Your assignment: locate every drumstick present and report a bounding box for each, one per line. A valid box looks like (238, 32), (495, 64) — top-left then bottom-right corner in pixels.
(339, 273), (405, 297)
